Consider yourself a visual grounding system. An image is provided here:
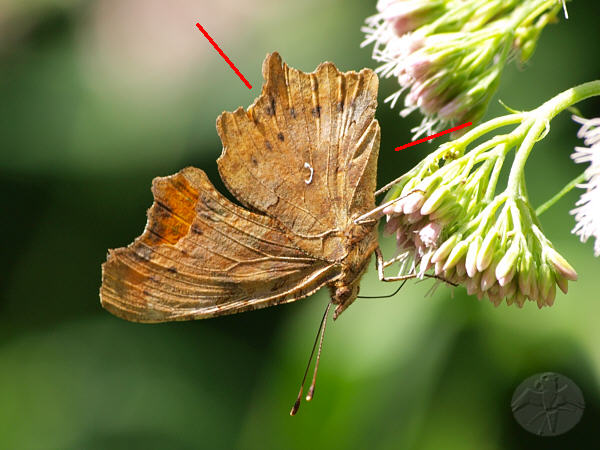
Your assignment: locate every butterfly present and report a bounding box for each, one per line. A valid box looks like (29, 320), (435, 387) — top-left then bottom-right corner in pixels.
(100, 52), (413, 413)
(100, 52), (386, 322)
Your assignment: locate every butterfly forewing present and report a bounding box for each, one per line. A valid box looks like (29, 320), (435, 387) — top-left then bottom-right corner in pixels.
(217, 53), (379, 244)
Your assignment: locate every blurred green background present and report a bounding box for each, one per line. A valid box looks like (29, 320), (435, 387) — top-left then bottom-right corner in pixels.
(2, 1), (600, 449)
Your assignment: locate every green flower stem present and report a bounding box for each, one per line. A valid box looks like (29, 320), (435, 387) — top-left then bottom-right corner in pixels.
(448, 113), (525, 156)
(535, 172), (587, 216)
(484, 146), (507, 201)
(506, 80), (600, 197)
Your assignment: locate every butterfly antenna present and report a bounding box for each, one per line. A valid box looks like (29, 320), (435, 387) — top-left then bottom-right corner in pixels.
(306, 302), (331, 402)
(290, 302), (332, 416)
(357, 279), (407, 299)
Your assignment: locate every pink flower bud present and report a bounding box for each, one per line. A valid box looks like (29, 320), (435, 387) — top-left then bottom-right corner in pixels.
(480, 261), (498, 292)
(497, 279), (516, 301)
(545, 247), (578, 281)
(476, 229), (498, 272)
(406, 55), (433, 81)
(497, 265), (516, 287)
(383, 197), (407, 215)
(455, 259), (467, 278)
(544, 283), (556, 306)
(465, 237), (481, 278)
(539, 263), (553, 300)
(396, 229), (409, 248)
(418, 221), (442, 247)
(495, 240), (519, 283)
(518, 270), (530, 297)
(515, 291), (526, 308)
(435, 260), (444, 275)
(443, 240), (469, 271)
(431, 234), (458, 263)
(384, 216), (400, 235)
(406, 210), (423, 224)
(403, 191), (426, 214)
(556, 274), (569, 294)
(465, 274), (480, 295)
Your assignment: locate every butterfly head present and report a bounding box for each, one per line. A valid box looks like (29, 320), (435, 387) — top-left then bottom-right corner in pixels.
(331, 281), (361, 320)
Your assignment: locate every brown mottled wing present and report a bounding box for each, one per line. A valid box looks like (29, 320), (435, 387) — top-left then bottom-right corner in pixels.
(100, 167), (338, 322)
(216, 52), (380, 257)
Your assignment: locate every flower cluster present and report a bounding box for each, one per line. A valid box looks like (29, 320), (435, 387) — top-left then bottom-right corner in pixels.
(362, 0), (566, 137)
(571, 116), (600, 257)
(380, 107), (578, 308)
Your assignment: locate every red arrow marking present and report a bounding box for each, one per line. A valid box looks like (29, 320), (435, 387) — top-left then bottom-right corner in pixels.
(196, 23), (252, 89)
(395, 122), (472, 151)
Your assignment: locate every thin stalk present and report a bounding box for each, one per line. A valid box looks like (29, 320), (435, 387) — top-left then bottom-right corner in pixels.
(535, 172), (586, 216)
(507, 80), (600, 196)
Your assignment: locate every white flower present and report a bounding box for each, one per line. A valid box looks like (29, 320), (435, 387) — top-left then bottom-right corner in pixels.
(571, 116), (600, 257)
(361, 0), (565, 137)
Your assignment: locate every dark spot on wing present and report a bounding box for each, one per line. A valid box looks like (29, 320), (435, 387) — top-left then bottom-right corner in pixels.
(311, 106), (321, 118)
(265, 97), (276, 116)
(290, 108), (296, 119)
(167, 266), (177, 274)
(277, 132), (284, 142)
(337, 101), (344, 112)
(156, 200), (173, 214)
(265, 140), (272, 150)
(191, 224), (204, 235)
(251, 156), (258, 166)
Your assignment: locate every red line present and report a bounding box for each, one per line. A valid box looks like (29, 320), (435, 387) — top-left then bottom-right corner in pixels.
(395, 122), (472, 151)
(196, 23), (252, 89)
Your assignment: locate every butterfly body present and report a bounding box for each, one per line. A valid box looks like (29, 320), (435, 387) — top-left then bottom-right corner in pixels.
(327, 221), (379, 318)
(100, 53), (381, 323)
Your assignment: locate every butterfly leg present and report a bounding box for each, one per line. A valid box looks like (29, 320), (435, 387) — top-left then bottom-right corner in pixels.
(353, 189), (426, 225)
(374, 247), (458, 286)
(374, 247), (415, 282)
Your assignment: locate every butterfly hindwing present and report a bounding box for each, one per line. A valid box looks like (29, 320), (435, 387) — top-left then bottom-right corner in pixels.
(100, 167), (338, 322)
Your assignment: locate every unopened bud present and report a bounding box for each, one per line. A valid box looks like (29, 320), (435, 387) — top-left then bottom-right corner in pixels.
(518, 269), (530, 297)
(403, 191), (426, 214)
(477, 229), (498, 272)
(465, 237), (481, 278)
(455, 259), (467, 278)
(435, 260), (444, 275)
(443, 239), (469, 271)
(465, 274), (480, 295)
(544, 282), (556, 307)
(418, 221), (442, 247)
(515, 291), (526, 308)
(428, 200), (460, 222)
(406, 210), (424, 224)
(545, 247), (578, 281)
(556, 274), (569, 295)
(495, 240), (520, 283)
(431, 234), (459, 263)
(384, 216), (400, 235)
(539, 263), (553, 301)
(480, 260), (498, 292)
(421, 186), (451, 215)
